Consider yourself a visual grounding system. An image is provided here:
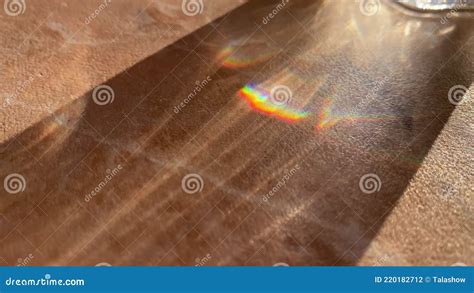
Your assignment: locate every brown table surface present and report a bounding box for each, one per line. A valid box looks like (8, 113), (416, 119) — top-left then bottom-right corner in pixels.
(0, 0), (472, 266)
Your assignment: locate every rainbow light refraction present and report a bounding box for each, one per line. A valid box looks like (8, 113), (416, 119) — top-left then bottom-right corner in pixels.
(217, 45), (272, 69)
(238, 84), (308, 123)
(316, 97), (394, 132)
(317, 98), (341, 131)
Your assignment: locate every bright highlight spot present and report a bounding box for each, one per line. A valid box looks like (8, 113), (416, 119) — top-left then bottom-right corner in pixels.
(317, 98), (341, 131)
(316, 97), (393, 131)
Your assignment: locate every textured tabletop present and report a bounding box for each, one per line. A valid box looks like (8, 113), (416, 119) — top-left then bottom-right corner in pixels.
(0, 0), (472, 266)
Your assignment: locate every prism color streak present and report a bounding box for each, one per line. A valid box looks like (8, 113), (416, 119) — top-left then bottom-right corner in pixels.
(239, 86), (394, 128)
(316, 98), (396, 132)
(238, 84), (308, 123)
(217, 45), (273, 68)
